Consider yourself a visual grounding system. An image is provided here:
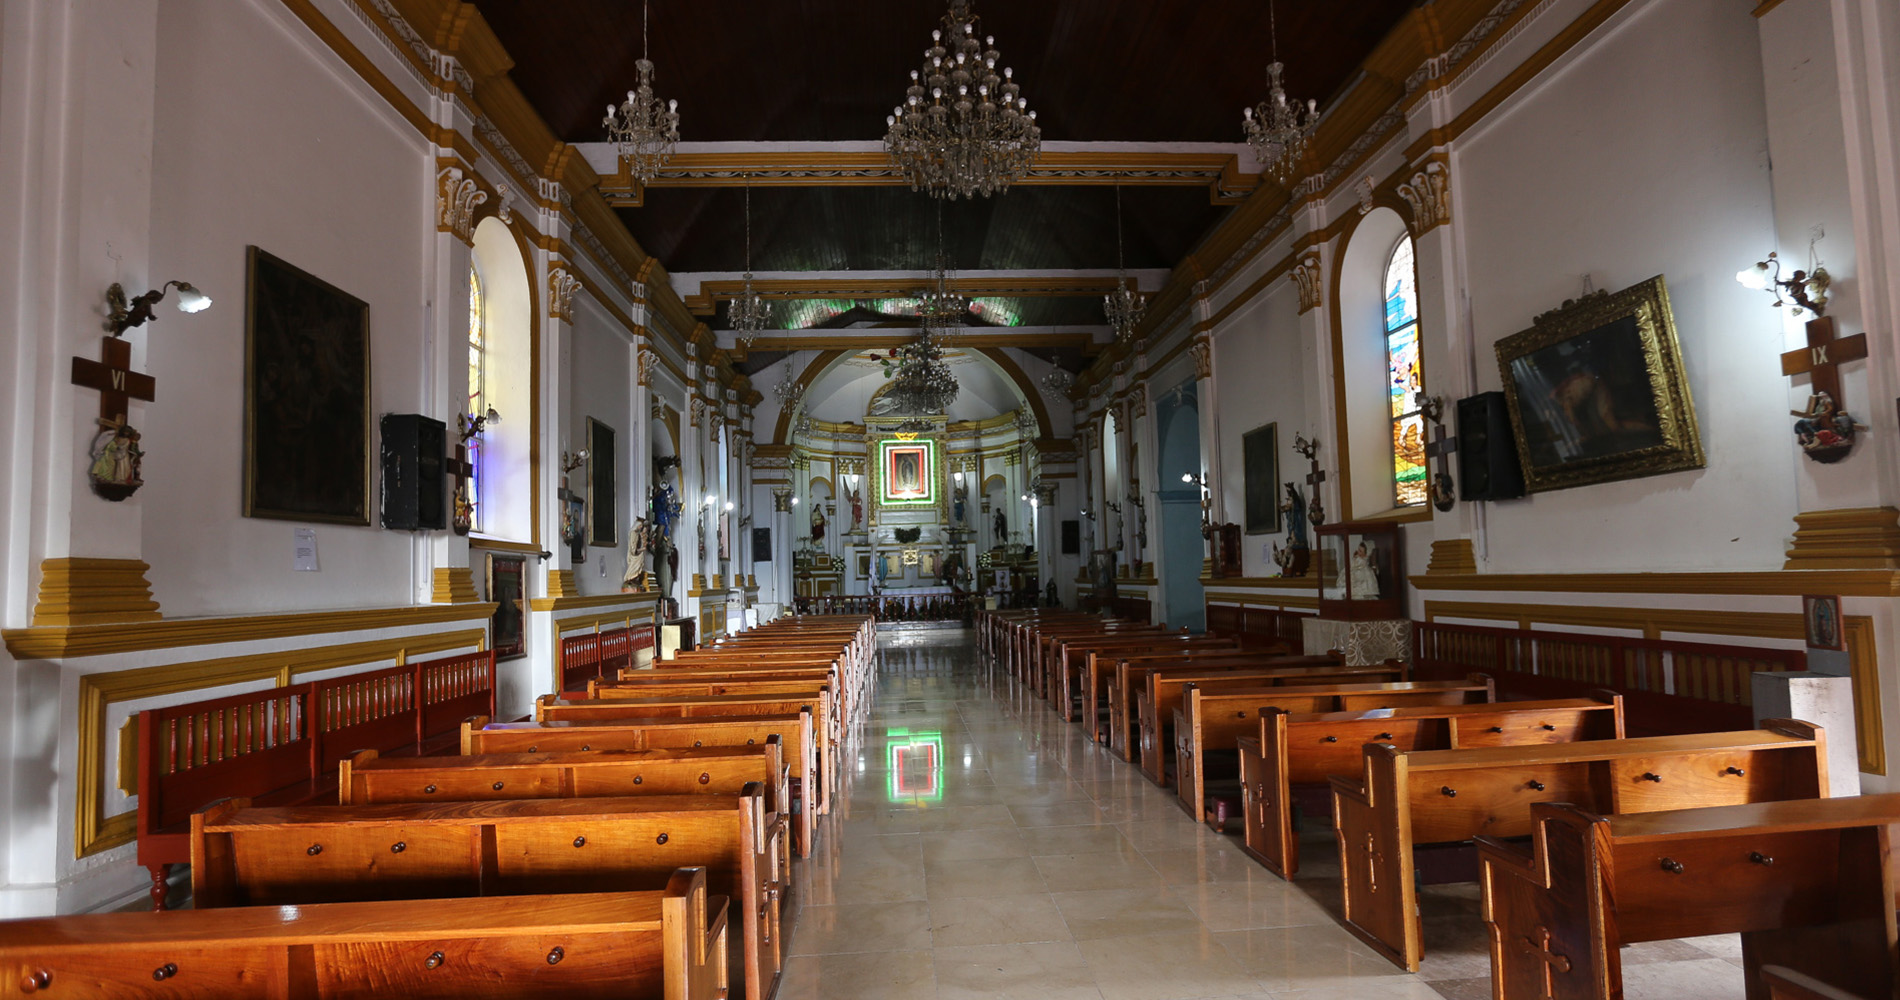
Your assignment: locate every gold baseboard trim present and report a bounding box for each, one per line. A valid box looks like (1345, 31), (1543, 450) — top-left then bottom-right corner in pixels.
(692, 573), (708, 591)
(1425, 539), (1477, 576)
(1422, 600), (1884, 776)
(1783, 506), (1900, 571)
(431, 566), (478, 604)
(30, 558), (161, 627)
(546, 569), (580, 598)
(5, 602), (496, 661)
(530, 592), (659, 613)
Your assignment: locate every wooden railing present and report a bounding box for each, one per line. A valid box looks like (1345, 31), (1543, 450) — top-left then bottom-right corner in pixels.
(1412, 621), (1806, 735)
(1206, 603), (1312, 649)
(794, 593), (975, 622)
(560, 624), (657, 691)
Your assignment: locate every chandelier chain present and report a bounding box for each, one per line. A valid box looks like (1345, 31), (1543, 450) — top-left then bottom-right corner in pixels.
(731, 173), (770, 335)
(1104, 183), (1147, 341)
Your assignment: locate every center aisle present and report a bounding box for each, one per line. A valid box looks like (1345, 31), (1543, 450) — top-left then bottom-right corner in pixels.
(773, 626), (1442, 1000)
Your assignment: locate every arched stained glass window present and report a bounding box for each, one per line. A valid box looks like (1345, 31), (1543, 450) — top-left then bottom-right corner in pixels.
(466, 265), (486, 531)
(1384, 238), (1426, 507)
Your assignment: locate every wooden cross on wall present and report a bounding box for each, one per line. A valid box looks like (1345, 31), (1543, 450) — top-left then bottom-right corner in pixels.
(70, 336), (155, 424)
(1781, 316), (1867, 404)
(1419, 394), (1457, 512)
(446, 443), (474, 497)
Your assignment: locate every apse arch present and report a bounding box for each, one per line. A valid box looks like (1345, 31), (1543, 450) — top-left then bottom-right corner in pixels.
(771, 345), (1052, 444)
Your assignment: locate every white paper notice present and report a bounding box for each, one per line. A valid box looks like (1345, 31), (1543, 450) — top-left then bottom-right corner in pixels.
(293, 528), (319, 571)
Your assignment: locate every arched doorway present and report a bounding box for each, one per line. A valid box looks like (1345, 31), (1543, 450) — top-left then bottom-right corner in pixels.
(1156, 384), (1205, 630)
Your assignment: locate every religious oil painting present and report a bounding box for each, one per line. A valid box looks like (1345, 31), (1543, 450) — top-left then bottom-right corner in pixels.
(587, 417), (617, 547)
(486, 552), (526, 660)
(1804, 595), (1844, 651)
(1495, 275), (1702, 493)
(882, 440), (934, 504)
(243, 246), (371, 524)
(1242, 422), (1280, 534)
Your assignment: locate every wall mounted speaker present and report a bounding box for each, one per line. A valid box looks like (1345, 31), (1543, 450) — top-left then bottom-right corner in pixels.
(380, 414), (447, 530)
(1456, 392), (1526, 501)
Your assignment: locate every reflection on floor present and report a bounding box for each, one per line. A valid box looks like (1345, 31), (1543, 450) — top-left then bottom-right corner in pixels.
(777, 627), (1748, 1000)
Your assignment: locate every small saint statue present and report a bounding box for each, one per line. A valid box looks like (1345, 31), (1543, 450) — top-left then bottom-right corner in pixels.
(847, 485), (864, 531)
(87, 421), (145, 501)
(811, 503), (827, 544)
(993, 506), (1007, 543)
(1349, 540), (1381, 598)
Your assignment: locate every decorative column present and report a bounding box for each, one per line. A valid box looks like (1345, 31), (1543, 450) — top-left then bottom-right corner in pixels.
(425, 162), (486, 605)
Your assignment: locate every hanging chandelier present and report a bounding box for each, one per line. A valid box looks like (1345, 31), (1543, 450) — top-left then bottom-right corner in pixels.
(1241, 0), (1318, 188)
(884, 0), (1041, 200)
(603, 0), (681, 184)
(1039, 368), (1075, 399)
(730, 176), (770, 338)
(919, 205), (970, 327)
(1104, 185), (1146, 341)
(879, 328), (962, 414)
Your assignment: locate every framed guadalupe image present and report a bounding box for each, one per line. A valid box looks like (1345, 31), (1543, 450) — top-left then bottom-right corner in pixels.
(880, 439), (935, 504)
(1242, 422), (1279, 534)
(1494, 275), (1703, 493)
(243, 246), (372, 524)
(586, 417), (616, 547)
(1803, 594), (1844, 651)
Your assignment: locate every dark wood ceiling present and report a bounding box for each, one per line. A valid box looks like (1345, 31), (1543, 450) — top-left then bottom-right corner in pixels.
(473, 0), (1415, 144)
(636, 183), (1221, 274)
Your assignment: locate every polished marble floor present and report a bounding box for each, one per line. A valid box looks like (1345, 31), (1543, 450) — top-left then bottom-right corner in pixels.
(776, 628), (1749, 1000)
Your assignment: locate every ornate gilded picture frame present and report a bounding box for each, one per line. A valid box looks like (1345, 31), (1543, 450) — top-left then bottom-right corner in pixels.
(1494, 275), (1703, 493)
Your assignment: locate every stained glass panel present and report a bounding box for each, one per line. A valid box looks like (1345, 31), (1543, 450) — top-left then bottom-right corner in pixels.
(1384, 238), (1417, 330)
(1386, 323), (1419, 417)
(1392, 412), (1428, 507)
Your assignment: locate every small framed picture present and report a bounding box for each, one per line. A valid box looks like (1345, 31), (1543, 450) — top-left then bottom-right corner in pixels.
(1803, 595), (1844, 651)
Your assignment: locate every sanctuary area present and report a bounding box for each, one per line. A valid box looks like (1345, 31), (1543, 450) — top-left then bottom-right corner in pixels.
(2, 1), (1900, 998)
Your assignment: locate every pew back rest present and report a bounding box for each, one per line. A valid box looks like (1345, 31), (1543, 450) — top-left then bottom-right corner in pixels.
(460, 712), (814, 771)
(341, 741), (784, 813)
(1262, 696), (1624, 784)
(191, 790), (763, 909)
(0, 877), (724, 1000)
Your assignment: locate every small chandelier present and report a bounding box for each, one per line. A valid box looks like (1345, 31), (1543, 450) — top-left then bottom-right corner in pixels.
(884, 0), (1041, 200)
(880, 328), (962, 414)
(603, 0), (681, 184)
(1241, 0), (1318, 188)
(920, 255), (971, 327)
(773, 374), (806, 409)
(730, 176), (770, 337)
(1104, 185), (1146, 341)
(1039, 368), (1075, 399)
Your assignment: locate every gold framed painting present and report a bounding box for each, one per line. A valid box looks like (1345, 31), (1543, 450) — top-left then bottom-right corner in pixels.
(1494, 275), (1703, 493)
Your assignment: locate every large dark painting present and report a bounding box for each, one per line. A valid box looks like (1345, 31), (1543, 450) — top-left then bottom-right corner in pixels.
(1496, 275), (1703, 493)
(1242, 422), (1279, 534)
(486, 552), (525, 660)
(587, 417), (617, 547)
(244, 246), (371, 524)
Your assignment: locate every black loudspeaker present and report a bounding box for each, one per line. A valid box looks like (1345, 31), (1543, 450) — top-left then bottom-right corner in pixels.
(1061, 520), (1080, 555)
(752, 527), (771, 562)
(1456, 392), (1526, 501)
(380, 414), (447, 530)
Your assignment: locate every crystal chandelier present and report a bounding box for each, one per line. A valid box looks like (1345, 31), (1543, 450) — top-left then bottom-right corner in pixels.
(603, 0), (681, 184)
(884, 0), (1041, 200)
(880, 328), (961, 414)
(1241, 0), (1317, 188)
(1104, 185), (1146, 341)
(1039, 368), (1074, 399)
(730, 176), (770, 337)
(919, 256), (970, 327)
(773, 373), (805, 409)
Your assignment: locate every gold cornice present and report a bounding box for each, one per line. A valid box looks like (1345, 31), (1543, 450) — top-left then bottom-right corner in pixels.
(1783, 507), (1900, 571)
(5, 602), (495, 661)
(430, 567), (479, 604)
(1411, 568), (1900, 598)
(30, 559), (161, 627)
(553, 605), (658, 634)
(1425, 539), (1478, 576)
(530, 591), (660, 613)
(469, 537), (544, 555)
(545, 569), (580, 599)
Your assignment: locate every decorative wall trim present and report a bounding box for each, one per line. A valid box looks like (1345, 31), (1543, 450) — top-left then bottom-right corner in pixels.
(1411, 567), (1900, 598)
(5, 601), (494, 661)
(545, 569), (580, 599)
(1395, 160), (1451, 236)
(1782, 507), (1900, 571)
(529, 592), (659, 613)
(436, 165), (487, 244)
(546, 266), (582, 321)
(29, 558), (161, 628)
(1291, 252), (1325, 314)
(1424, 539), (1478, 576)
(430, 566), (478, 604)
(1421, 601), (1884, 775)
(76, 629), (485, 858)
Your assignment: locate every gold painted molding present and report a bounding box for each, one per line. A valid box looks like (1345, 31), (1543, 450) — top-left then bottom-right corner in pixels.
(1783, 507), (1900, 571)
(553, 604), (658, 635)
(30, 558), (161, 627)
(431, 566), (478, 604)
(546, 569), (580, 599)
(1420, 600), (1883, 775)
(77, 628), (485, 858)
(469, 537), (545, 555)
(4, 601), (496, 661)
(530, 591), (659, 613)
(1411, 567), (1900, 598)
(1425, 539), (1477, 576)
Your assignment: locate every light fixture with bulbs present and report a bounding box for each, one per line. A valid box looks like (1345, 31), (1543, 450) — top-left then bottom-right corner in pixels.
(1736, 250), (1830, 317)
(561, 449), (589, 475)
(106, 280), (212, 336)
(603, 0), (680, 184)
(1241, 0), (1318, 188)
(704, 494), (717, 506)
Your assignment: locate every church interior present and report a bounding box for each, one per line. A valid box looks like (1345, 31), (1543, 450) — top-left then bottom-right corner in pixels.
(3, 0), (1900, 997)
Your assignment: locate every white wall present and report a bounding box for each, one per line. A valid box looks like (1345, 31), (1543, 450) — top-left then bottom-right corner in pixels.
(568, 297), (634, 595)
(1211, 279), (1310, 576)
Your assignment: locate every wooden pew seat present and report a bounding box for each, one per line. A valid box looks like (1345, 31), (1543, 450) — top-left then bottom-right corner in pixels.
(0, 872), (728, 1000)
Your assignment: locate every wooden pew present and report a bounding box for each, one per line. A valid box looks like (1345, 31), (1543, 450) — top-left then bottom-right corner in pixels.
(1764, 967), (1878, 1000)
(1012, 616), (1147, 685)
(1143, 659), (1407, 783)
(1105, 652), (1347, 760)
(192, 791), (781, 1000)
(0, 872), (728, 999)
(1050, 634), (1239, 721)
(1034, 623), (1169, 693)
(1334, 721), (1830, 972)
(462, 712), (818, 858)
(1236, 695), (1623, 876)
(1168, 673), (1489, 818)
(536, 689), (837, 814)
(134, 650), (494, 910)
(1481, 795), (1900, 1000)
(1083, 643), (1290, 741)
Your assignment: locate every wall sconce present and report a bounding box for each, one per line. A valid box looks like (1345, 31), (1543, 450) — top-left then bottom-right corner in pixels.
(561, 449), (589, 475)
(458, 407), (500, 443)
(1736, 250), (1830, 317)
(106, 280), (212, 336)
(953, 471), (964, 483)
(791, 496), (801, 506)
(724, 500), (734, 511)
(704, 493), (718, 506)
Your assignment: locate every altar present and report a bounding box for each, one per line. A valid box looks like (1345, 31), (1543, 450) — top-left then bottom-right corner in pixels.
(836, 429), (980, 594)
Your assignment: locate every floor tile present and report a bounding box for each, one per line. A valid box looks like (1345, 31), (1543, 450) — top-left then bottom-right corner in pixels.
(933, 941), (1104, 1000)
